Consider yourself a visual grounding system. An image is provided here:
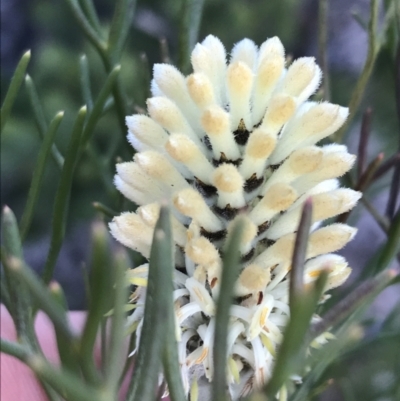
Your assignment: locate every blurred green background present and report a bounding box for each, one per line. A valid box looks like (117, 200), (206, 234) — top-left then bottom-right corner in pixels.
(1, 0), (399, 400)
(1, 0), (398, 238)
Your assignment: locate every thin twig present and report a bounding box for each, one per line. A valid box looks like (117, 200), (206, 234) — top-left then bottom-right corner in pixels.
(357, 152), (384, 192)
(337, 153), (384, 224)
(92, 202), (117, 219)
(373, 152), (400, 181)
(361, 197), (390, 234)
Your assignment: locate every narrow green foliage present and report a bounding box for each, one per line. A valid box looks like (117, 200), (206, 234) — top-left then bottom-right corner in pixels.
(310, 269), (398, 340)
(162, 314), (187, 401)
(0, 275), (11, 311)
(351, 11), (368, 31)
(263, 200), (324, 399)
(335, 0), (380, 142)
(1, 207), (31, 342)
(5, 256), (75, 344)
(79, 55), (94, 111)
(2, 206), (23, 259)
(0, 338), (30, 362)
(49, 281), (68, 310)
(264, 272), (328, 399)
(178, 0), (206, 73)
(79, 221), (113, 385)
(126, 205), (176, 401)
(289, 198), (313, 310)
(375, 209), (400, 273)
(27, 355), (106, 401)
(79, 0), (103, 36)
(365, 209), (400, 277)
(25, 75), (47, 136)
(92, 202), (117, 219)
(289, 324), (362, 401)
(80, 65), (121, 148)
(42, 106), (87, 285)
(212, 217), (246, 401)
(49, 281), (81, 373)
(64, 0), (107, 56)
(107, 0), (137, 64)
(188, 0), (206, 54)
(104, 249), (129, 394)
(19, 111), (65, 241)
(0, 50), (31, 132)
(25, 75), (64, 169)
(318, 0), (330, 100)
(161, 213), (186, 401)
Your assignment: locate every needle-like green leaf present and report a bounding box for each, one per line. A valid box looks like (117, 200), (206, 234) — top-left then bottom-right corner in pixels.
(1, 50), (31, 132)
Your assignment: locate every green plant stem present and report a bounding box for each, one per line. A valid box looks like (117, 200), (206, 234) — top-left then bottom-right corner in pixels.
(1, 208), (33, 344)
(290, 198), (313, 309)
(104, 250), (129, 394)
(178, 0), (205, 73)
(79, 55), (94, 111)
(161, 213), (187, 401)
(178, 0), (191, 73)
(80, 65), (121, 148)
(64, 0), (107, 57)
(79, 222), (112, 385)
(375, 209), (400, 273)
(49, 282), (81, 374)
(335, 0), (380, 142)
(309, 269), (397, 339)
(25, 75), (64, 169)
(107, 0), (137, 64)
(117, 333), (136, 387)
(162, 316), (186, 401)
(289, 324), (360, 401)
(212, 218), (245, 401)
(6, 257), (76, 343)
(318, 0), (330, 100)
(357, 152), (384, 192)
(0, 50), (31, 132)
(386, 42), (400, 219)
(19, 112), (65, 241)
(1, 338), (30, 361)
(188, 0), (205, 53)
(126, 206), (176, 401)
(79, 0), (103, 36)
(0, 338), (62, 401)
(0, 276), (12, 312)
(42, 106), (87, 285)
(27, 355), (108, 401)
(338, 153), (383, 224)
(100, 317), (108, 375)
(92, 202), (117, 218)
(264, 273), (328, 399)
(65, 0), (133, 136)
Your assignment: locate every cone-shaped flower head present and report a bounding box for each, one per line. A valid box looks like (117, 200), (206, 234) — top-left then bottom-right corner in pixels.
(110, 35), (360, 399)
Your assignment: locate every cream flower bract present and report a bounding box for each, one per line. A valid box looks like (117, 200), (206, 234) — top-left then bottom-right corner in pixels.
(110, 35), (360, 399)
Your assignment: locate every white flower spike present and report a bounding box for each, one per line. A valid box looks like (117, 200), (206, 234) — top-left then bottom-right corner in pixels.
(110, 35), (360, 400)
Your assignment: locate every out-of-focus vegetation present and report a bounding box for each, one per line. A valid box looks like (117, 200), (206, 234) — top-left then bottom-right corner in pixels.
(2, 0), (398, 239)
(1, 1), (399, 401)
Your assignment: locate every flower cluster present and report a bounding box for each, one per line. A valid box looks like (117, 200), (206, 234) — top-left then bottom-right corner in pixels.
(109, 35), (360, 398)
